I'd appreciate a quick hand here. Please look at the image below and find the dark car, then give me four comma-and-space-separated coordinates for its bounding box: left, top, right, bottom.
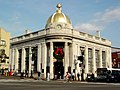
86, 73, 96, 82
96, 68, 108, 82
107, 70, 120, 83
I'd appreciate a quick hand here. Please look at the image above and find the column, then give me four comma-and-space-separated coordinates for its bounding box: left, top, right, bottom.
99, 48, 102, 68
84, 46, 88, 78
9, 48, 12, 70
70, 43, 74, 72
50, 42, 54, 79
42, 42, 47, 78
37, 44, 41, 72
29, 46, 32, 77
92, 47, 96, 75
14, 48, 19, 72
109, 48, 112, 68
77, 44, 80, 73
106, 49, 112, 68
64, 42, 68, 76
21, 47, 26, 73
11, 48, 15, 70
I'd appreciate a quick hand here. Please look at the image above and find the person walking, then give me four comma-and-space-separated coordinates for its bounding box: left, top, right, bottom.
77, 72, 80, 81
47, 72, 50, 81
38, 72, 41, 80
71, 72, 75, 81
65, 72, 71, 82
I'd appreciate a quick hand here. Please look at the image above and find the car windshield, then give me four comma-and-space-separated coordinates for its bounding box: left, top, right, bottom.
97, 68, 108, 75
111, 70, 120, 75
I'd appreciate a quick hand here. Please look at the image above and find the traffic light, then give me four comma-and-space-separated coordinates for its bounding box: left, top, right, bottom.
78, 56, 84, 62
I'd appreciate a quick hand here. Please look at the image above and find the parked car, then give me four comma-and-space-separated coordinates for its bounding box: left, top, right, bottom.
96, 68, 108, 82
106, 70, 120, 83
86, 73, 96, 82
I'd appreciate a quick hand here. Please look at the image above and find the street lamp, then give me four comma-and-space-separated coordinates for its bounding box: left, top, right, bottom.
74, 55, 78, 80
29, 51, 33, 78
80, 47, 85, 81
30, 48, 36, 78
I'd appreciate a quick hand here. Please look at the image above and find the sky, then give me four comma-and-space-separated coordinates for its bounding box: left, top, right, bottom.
0, 0, 120, 47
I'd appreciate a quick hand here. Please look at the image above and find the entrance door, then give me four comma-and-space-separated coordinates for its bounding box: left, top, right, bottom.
54, 61, 64, 79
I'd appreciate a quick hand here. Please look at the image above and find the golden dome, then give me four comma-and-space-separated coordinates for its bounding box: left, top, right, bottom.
45, 4, 72, 28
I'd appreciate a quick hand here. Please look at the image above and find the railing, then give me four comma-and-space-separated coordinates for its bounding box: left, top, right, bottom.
10, 28, 111, 46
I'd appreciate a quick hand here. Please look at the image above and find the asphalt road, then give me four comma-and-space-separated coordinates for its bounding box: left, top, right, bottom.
0, 80, 120, 90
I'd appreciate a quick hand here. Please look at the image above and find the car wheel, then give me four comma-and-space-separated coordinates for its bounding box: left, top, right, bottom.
107, 79, 110, 82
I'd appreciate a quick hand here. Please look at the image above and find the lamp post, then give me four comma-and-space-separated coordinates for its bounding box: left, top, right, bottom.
30, 47, 36, 78
74, 55, 78, 80
29, 51, 34, 78
80, 47, 85, 81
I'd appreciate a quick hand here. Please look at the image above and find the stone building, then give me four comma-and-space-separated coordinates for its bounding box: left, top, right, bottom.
10, 4, 112, 79
0, 28, 10, 73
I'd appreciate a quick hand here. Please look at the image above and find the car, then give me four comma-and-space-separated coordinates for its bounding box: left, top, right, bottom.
106, 70, 120, 83
86, 73, 96, 82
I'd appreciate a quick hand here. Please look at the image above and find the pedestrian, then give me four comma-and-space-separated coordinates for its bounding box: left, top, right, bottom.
65, 72, 71, 82
77, 72, 80, 81
38, 72, 41, 80
26, 70, 29, 77
71, 72, 75, 81
47, 72, 50, 81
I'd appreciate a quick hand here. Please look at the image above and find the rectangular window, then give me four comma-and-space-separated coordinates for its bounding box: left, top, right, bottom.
88, 49, 92, 59
118, 53, 120, 58
102, 51, 106, 68
118, 63, 120, 68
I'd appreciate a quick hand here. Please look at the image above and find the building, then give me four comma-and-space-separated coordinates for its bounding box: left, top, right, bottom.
112, 52, 120, 68
112, 47, 120, 52
0, 28, 10, 74
111, 47, 120, 68
10, 4, 112, 80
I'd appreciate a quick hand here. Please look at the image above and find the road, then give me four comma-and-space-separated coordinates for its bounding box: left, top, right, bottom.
0, 79, 120, 90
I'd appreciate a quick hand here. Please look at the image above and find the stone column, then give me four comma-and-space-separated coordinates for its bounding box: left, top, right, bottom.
37, 44, 41, 72
84, 46, 88, 78
77, 44, 80, 73
106, 49, 111, 68
70, 43, 75, 73
11, 48, 15, 70
21, 47, 26, 73
42, 42, 47, 78
109, 48, 112, 68
64, 42, 68, 76
99, 48, 102, 68
9, 48, 12, 70
50, 42, 54, 79
29, 47, 32, 77
14, 48, 19, 72
92, 47, 96, 76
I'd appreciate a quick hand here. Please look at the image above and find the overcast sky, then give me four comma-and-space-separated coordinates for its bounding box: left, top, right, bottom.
0, 0, 120, 47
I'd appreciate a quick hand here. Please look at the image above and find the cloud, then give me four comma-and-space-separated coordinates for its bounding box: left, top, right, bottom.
74, 23, 102, 33
75, 7, 120, 33
95, 7, 120, 24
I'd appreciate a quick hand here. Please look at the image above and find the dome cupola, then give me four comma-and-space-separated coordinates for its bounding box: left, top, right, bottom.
45, 4, 72, 29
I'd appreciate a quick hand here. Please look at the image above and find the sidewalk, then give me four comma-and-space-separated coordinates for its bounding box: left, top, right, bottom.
0, 75, 88, 83
0, 75, 33, 80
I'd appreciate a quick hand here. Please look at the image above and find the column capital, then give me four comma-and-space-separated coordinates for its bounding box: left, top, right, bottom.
50, 41, 53, 44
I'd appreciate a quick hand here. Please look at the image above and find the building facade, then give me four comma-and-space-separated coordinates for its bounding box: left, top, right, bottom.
10, 4, 112, 79
112, 52, 120, 68
0, 28, 10, 73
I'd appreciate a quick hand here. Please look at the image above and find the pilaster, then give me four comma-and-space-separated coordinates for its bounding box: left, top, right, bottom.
50, 42, 54, 79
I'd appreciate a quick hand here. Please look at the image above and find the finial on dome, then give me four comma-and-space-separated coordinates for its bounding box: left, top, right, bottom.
57, 3, 62, 8
56, 3, 62, 13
